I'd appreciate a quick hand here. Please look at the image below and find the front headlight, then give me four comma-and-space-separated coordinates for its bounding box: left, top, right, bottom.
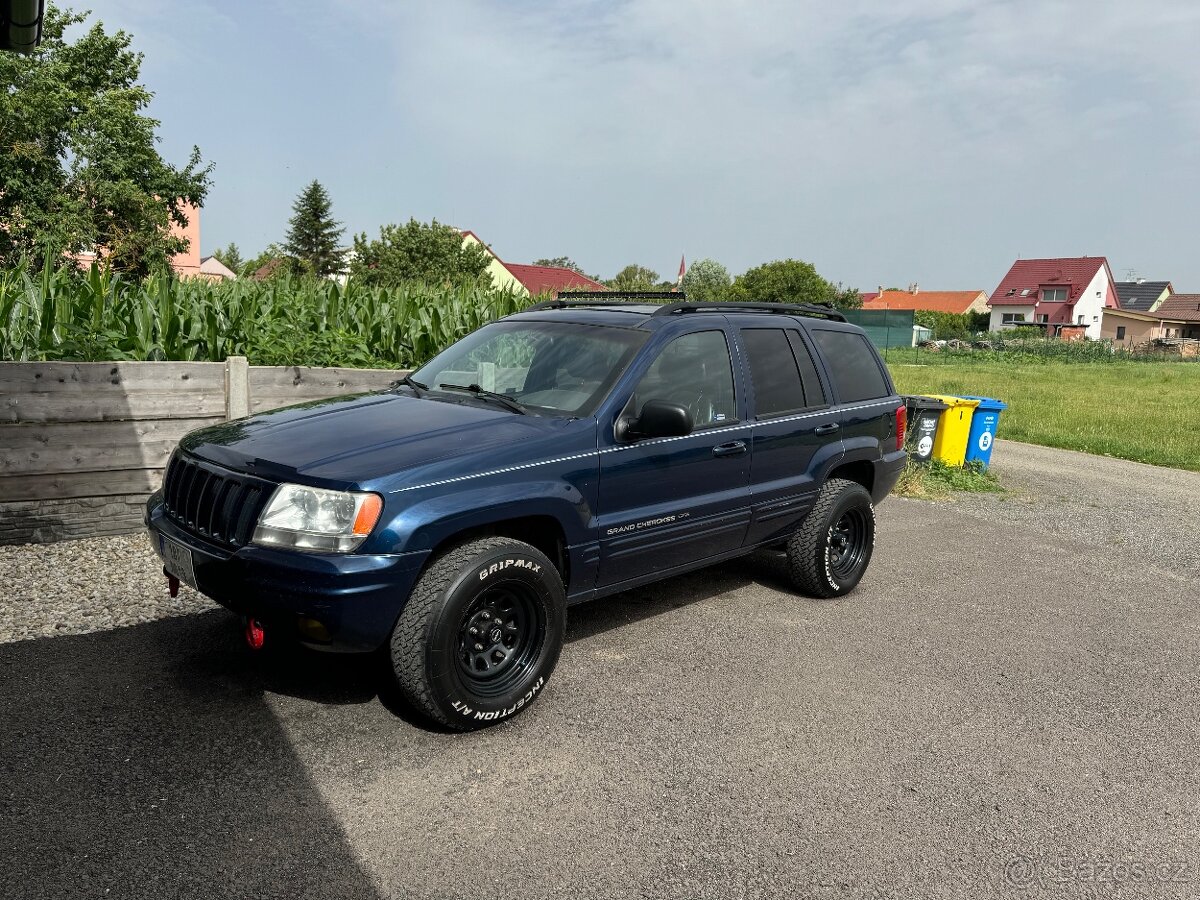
252, 483, 383, 552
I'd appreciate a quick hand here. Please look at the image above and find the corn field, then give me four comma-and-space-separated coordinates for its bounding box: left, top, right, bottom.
0, 260, 538, 367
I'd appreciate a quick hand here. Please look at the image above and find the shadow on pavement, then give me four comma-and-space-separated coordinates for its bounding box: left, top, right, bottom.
0, 548, 803, 897
565, 549, 795, 643
0, 611, 385, 900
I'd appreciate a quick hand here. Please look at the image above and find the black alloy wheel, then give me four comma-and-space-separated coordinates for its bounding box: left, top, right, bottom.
457, 585, 544, 697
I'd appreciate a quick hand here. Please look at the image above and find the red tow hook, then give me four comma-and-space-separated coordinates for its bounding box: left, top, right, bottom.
244, 617, 266, 651
165, 572, 180, 598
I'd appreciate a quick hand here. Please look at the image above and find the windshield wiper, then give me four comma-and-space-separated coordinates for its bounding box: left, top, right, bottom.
392, 374, 428, 396
438, 382, 529, 415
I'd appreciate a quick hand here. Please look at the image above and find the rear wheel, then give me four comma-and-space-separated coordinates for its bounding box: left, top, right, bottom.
786, 478, 876, 598
388, 536, 565, 730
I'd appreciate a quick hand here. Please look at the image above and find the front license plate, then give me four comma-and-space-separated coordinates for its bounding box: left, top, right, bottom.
161, 536, 198, 591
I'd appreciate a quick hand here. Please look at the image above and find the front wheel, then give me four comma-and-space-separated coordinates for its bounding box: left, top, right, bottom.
388, 536, 565, 730
786, 478, 876, 598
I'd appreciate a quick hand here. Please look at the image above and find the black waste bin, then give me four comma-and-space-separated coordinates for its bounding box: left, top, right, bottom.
903, 395, 949, 464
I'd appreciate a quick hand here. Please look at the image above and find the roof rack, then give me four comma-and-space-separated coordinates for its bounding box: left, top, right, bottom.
527, 292, 847, 323
528, 291, 683, 311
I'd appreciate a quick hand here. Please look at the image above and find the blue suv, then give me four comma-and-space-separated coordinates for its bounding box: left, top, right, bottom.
146, 298, 907, 729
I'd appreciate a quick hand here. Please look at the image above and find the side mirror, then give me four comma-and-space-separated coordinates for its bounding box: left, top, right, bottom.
627, 400, 693, 440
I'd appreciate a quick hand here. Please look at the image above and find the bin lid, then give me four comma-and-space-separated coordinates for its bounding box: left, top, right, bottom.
901, 394, 949, 410
925, 394, 980, 409
956, 394, 1008, 411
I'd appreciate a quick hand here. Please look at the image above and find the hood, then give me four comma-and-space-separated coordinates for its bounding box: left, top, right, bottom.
180, 392, 582, 488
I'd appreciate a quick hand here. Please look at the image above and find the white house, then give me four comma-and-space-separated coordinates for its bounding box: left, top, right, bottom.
987, 256, 1119, 340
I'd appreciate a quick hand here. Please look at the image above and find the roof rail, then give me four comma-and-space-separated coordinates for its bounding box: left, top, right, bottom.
652, 301, 847, 322
523, 294, 848, 323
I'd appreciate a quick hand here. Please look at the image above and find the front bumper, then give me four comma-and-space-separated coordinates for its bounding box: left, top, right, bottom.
145, 493, 429, 652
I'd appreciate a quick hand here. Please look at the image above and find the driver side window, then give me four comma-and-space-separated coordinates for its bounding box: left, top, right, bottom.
633, 330, 736, 428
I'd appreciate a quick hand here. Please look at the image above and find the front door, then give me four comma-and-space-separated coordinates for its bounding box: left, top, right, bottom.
596, 329, 752, 587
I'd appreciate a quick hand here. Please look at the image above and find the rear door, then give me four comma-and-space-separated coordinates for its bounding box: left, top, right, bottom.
596, 327, 752, 587
736, 322, 844, 546
809, 327, 899, 453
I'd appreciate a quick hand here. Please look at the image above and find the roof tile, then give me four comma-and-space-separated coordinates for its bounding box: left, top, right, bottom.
989, 257, 1109, 306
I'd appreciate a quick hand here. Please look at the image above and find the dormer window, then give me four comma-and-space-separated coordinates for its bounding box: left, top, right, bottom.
1042, 287, 1068, 303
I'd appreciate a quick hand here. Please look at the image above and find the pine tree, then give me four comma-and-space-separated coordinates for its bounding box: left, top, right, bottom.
283, 180, 346, 276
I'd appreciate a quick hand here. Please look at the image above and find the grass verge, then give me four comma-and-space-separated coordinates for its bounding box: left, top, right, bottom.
894, 460, 1005, 501
888, 359, 1200, 471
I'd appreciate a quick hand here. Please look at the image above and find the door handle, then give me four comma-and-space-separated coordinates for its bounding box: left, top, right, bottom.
712, 440, 747, 457
813, 423, 840, 435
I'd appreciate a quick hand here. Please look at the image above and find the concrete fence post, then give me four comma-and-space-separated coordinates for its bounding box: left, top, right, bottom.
224, 356, 250, 420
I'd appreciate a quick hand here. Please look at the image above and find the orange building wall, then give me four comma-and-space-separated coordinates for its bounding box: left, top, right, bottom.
168, 202, 202, 277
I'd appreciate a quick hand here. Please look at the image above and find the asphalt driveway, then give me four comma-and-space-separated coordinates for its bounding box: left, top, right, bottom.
2, 441, 1198, 899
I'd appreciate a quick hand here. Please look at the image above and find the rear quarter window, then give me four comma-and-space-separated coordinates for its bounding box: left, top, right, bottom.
811, 329, 891, 403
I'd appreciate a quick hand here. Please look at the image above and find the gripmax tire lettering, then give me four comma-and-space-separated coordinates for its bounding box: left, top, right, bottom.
786, 477, 876, 599
388, 536, 565, 730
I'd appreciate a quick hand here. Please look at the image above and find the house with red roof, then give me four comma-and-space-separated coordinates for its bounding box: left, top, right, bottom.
863, 288, 989, 315
459, 230, 605, 297
988, 256, 1119, 339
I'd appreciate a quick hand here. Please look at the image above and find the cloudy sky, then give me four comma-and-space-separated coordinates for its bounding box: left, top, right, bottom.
76, 0, 1200, 291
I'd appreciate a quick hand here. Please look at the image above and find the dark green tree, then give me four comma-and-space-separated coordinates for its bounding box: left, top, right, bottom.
349, 219, 493, 287
607, 264, 659, 291
681, 258, 731, 303
532, 256, 583, 274
283, 180, 346, 276
211, 242, 244, 274
730, 259, 861, 309
0, 5, 212, 275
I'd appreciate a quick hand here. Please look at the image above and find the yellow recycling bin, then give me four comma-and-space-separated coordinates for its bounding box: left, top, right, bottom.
925, 395, 979, 466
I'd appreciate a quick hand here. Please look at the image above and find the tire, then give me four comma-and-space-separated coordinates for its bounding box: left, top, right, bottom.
786, 478, 876, 599
388, 536, 565, 730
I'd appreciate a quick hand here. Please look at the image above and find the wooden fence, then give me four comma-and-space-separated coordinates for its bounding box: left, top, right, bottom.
0, 358, 403, 544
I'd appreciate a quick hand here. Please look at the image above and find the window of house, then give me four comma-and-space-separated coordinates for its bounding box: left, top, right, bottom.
1037, 314, 1049, 323
1042, 287, 1067, 303
1116, 326, 1126, 340
1077, 315, 1085, 325
632, 330, 736, 428
1002, 313, 1027, 325
1093, 315, 1099, 323
811, 330, 890, 403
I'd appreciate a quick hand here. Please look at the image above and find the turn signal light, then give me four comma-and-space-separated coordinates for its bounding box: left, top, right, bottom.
896, 403, 907, 451
353, 494, 383, 536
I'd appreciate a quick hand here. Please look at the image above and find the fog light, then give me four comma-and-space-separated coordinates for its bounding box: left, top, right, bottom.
297, 617, 331, 643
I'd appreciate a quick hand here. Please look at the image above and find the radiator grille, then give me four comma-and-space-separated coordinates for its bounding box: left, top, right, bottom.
162, 454, 272, 548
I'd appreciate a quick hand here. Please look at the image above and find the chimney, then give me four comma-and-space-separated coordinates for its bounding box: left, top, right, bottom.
878, 285, 884, 296
911, 283, 919, 295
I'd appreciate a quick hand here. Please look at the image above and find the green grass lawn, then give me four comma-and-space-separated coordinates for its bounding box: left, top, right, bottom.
888, 359, 1200, 472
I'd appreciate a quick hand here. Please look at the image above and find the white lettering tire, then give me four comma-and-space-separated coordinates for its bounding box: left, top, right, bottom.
388, 536, 565, 730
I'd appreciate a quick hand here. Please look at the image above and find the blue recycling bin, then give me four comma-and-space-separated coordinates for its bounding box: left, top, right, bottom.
959, 395, 1007, 467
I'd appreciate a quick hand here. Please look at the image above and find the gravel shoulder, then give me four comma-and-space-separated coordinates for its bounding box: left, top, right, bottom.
0, 531, 214, 644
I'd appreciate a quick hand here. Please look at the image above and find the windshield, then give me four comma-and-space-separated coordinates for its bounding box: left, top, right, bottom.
410, 320, 648, 417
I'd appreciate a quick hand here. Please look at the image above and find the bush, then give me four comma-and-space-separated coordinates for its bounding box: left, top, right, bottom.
913, 310, 990, 340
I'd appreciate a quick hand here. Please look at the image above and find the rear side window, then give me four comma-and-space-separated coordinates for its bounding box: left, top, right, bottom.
741, 329, 805, 416
811, 329, 890, 403
786, 330, 827, 407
